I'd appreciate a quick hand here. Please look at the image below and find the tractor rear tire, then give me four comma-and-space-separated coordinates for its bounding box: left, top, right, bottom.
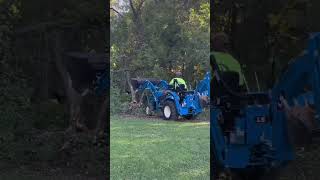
162, 101, 178, 120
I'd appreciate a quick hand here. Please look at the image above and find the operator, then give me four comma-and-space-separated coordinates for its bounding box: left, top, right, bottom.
211, 32, 245, 88
169, 71, 187, 90
211, 32, 246, 137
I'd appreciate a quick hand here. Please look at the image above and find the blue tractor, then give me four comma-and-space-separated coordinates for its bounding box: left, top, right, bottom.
210, 33, 320, 179
132, 72, 210, 120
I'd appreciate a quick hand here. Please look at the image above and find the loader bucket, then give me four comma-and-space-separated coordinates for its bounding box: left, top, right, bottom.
131, 78, 163, 90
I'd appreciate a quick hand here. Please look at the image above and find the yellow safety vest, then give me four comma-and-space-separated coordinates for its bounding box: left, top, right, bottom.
169, 78, 187, 89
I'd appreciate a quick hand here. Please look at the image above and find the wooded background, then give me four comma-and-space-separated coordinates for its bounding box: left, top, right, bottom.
111, 0, 320, 114
0, 0, 107, 178
110, 0, 210, 113
1, 0, 320, 178
213, 0, 320, 91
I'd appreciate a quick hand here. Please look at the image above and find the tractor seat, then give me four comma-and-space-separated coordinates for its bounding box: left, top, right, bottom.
211, 71, 270, 105
173, 84, 196, 96
168, 84, 188, 92
211, 71, 241, 98
178, 91, 195, 100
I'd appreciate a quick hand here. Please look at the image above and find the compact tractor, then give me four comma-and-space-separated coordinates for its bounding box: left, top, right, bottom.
210, 33, 320, 179
132, 72, 210, 120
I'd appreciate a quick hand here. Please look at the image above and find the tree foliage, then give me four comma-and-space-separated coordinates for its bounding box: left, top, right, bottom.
0, 0, 107, 177
213, 0, 320, 89
111, 0, 210, 109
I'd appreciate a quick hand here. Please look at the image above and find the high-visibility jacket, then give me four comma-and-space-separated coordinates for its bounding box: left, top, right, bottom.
169, 78, 187, 89
212, 51, 244, 86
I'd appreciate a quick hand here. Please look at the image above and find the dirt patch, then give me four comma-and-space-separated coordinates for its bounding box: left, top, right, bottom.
276, 143, 320, 180
118, 114, 209, 123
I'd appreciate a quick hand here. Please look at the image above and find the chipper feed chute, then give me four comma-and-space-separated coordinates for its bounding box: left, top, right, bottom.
210, 32, 320, 180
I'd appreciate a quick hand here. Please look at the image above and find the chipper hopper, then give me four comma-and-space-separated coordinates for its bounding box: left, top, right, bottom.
210, 33, 320, 179
131, 72, 210, 120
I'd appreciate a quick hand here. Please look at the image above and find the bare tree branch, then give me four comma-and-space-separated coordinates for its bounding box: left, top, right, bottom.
137, 0, 145, 12
129, 0, 137, 18
110, 7, 123, 17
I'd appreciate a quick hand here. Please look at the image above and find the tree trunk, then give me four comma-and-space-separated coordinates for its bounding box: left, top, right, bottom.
52, 32, 86, 131
126, 71, 136, 102
230, 3, 238, 53
95, 96, 108, 138
39, 32, 49, 100
129, 0, 145, 49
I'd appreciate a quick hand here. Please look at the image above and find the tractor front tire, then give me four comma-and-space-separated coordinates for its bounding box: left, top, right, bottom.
162, 101, 178, 120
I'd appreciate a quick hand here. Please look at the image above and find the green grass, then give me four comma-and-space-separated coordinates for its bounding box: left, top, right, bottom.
110, 115, 210, 180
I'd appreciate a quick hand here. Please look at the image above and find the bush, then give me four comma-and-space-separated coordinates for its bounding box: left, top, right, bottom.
110, 85, 130, 114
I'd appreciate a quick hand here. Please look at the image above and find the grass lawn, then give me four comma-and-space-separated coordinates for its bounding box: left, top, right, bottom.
110, 115, 210, 180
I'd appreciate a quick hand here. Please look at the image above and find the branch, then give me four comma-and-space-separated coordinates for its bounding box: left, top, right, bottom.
110, 7, 123, 17
129, 0, 137, 17
129, 0, 145, 17
137, 0, 145, 12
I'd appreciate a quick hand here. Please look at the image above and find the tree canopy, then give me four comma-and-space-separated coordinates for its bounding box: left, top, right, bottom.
0, 0, 107, 177
213, 0, 320, 90
111, 0, 210, 106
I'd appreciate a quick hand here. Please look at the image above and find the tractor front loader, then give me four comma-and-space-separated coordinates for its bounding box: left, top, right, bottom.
131, 72, 211, 120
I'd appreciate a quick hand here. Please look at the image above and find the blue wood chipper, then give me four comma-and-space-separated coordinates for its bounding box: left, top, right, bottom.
132, 72, 211, 120
210, 33, 320, 179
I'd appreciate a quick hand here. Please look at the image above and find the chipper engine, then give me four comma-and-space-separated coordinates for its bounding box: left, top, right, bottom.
131, 72, 210, 120
210, 33, 320, 179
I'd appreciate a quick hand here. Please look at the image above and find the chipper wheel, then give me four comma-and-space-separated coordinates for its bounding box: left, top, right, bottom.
145, 104, 153, 116
141, 90, 154, 116
162, 101, 178, 120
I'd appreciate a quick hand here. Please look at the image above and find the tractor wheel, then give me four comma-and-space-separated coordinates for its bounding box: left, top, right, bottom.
162, 101, 178, 120
185, 115, 196, 120
145, 105, 153, 116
